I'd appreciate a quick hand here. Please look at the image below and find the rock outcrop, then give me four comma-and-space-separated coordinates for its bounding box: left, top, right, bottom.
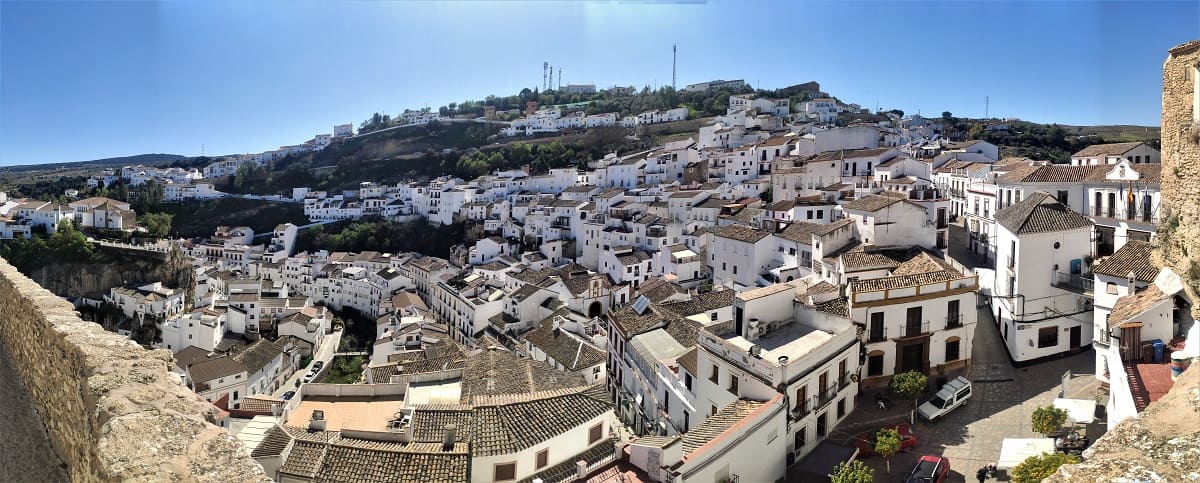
0, 257, 267, 482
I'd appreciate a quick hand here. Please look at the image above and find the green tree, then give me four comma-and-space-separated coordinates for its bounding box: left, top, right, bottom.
874, 427, 902, 473
969, 123, 985, 139
830, 460, 874, 483
139, 212, 173, 238
941, 111, 953, 120
890, 370, 928, 409
1011, 452, 1078, 483
1031, 405, 1069, 435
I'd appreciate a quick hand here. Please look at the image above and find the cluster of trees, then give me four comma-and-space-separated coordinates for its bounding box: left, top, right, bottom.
137, 212, 173, 238
453, 139, 599, 179
0, 220, 107, 274
1, 175, 88, 203
294, 218, 470, 259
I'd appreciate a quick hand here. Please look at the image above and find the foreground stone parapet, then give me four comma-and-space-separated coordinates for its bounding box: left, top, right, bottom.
0, 258, 268, 482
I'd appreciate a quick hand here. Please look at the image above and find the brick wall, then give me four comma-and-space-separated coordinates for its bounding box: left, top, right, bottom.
1157, 40, 1200, 311
0, 258, 268, 482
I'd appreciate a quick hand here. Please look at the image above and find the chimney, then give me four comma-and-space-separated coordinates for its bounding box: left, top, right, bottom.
1127, 271, 1137, 293
576, 460, 588, 479
309, 409, 326, 431
443, 424, 457, 450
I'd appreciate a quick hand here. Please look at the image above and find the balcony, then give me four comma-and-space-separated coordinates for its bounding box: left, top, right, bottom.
896, 321, 931, 339
945, 313, 963, 330
867, 328, 887, 343
791, 398, 813, 419
1053, 272, 1094, 295
816, 386, 839, 407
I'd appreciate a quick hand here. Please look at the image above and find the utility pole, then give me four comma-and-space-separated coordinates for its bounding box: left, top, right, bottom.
558, 69, 561, 90
672, 44, 677, 90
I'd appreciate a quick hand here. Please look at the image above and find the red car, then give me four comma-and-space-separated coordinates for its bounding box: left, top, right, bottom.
853, 424, 918, 456
905, 455, 950, 483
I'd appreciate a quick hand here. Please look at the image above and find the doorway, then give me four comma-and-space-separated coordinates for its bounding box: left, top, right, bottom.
899, 342, 926, 374
588, 301, 603, 318
1070, 326, 1082, 350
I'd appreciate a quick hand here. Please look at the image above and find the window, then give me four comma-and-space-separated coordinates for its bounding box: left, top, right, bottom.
817, 210, 824, 219
733, 266, 738, 275
683, 411, 690, 432
1107, 282, 1118, 295
728, 375, 739, 395
1038, 327, 1059, 348
710, 364, 719, 383
807, 210, 814, 219
711, 404, 718, 416
494, 462, 517, 481
589, 423, 604, 444
684, 372, 693, 390
1057, 190, 1068, 206
945, 338, 960, 361
837, 398, 846, 418
536, 449, 549, 469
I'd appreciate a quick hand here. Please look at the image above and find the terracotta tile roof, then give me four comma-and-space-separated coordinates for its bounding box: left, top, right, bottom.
1073, 142, 1145, 157
250, 424, 293, 458
841, 194, 903, 212
676, 347, 698, 377
460, 348, 587, 402
231, 338, 284, 375
838, 244, 914, 270
659, 289, 736, 318
278, 440, 326, 479
776, 221, 828, 243
1093, 241, 1159, 282
276, 430, 470, 483
1108, 284, 1171, 329
638, 277, 687, 303
681, 399, 767, 455
707, 224, 771, 243
812, 297, 850, 317
522, 311, 606, 370
470, 385, 612, 457
186, 355, 246, 383
995, 191, 1092, 234
999, 164, 1104, 183
518, 438, 616, 483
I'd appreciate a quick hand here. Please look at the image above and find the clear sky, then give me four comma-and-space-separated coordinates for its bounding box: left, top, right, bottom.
2, 1, 1197, 166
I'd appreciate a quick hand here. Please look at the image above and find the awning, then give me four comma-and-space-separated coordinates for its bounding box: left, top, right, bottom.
1053, 398, 1097, 425
997, 438, 1056, 469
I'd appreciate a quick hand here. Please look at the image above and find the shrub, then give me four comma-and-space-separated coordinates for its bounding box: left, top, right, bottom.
1031, 405, 1069, 435
1012, 452, 1078, 483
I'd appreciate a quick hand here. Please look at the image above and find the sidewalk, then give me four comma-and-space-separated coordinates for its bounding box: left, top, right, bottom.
272, 329, 342, 397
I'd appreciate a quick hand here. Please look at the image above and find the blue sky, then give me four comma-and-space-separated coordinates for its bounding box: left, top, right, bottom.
2, 1, 1197, 166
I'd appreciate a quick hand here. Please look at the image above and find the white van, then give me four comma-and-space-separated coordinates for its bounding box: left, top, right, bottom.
918, 376, 972, 421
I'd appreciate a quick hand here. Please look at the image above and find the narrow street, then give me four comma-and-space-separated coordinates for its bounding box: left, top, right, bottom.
272, 329, 342, 397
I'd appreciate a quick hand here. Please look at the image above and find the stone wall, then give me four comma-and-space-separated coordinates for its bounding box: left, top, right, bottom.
1156, 39, 1200, 311
0, 257, 268, 482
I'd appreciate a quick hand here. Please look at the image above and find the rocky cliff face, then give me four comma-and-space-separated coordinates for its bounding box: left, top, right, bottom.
23, 245, 193, 300
1155, 40, 1200, 313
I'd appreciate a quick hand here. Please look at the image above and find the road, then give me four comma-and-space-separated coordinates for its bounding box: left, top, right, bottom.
273, 328, 343, 397
831, 302, 1101, 482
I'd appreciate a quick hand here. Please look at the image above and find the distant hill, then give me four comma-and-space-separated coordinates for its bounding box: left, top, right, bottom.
0, 153, 194, 173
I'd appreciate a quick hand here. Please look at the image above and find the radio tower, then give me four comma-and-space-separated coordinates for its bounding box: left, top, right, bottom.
549, 65, 553, 90
543, 62, 548, 90
558, 69, 562, 90
672, 44, 677, 90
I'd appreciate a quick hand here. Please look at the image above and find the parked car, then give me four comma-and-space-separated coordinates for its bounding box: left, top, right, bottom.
312, 360, 325, 371
918, 376, 972, 421
302, 371, 318, 384
905, 455, 950, 483
853, 424, 918, 456
281, 390, 296, 400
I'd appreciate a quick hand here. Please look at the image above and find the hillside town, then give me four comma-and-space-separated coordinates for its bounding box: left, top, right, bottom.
1, 70, 1197, 483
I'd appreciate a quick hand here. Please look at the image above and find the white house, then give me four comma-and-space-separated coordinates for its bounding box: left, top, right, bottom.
706, 224, 774, 289
993, 192, 1095, 362
1070, 142, 1160, 166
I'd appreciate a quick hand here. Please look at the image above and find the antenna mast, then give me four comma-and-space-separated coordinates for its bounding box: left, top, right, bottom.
543, 62, 548, 90
672, 44, 677, 90
985, 96, 990, 119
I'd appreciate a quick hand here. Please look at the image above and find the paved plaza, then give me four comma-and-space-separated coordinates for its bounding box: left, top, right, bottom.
828, 301, 1103, 482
